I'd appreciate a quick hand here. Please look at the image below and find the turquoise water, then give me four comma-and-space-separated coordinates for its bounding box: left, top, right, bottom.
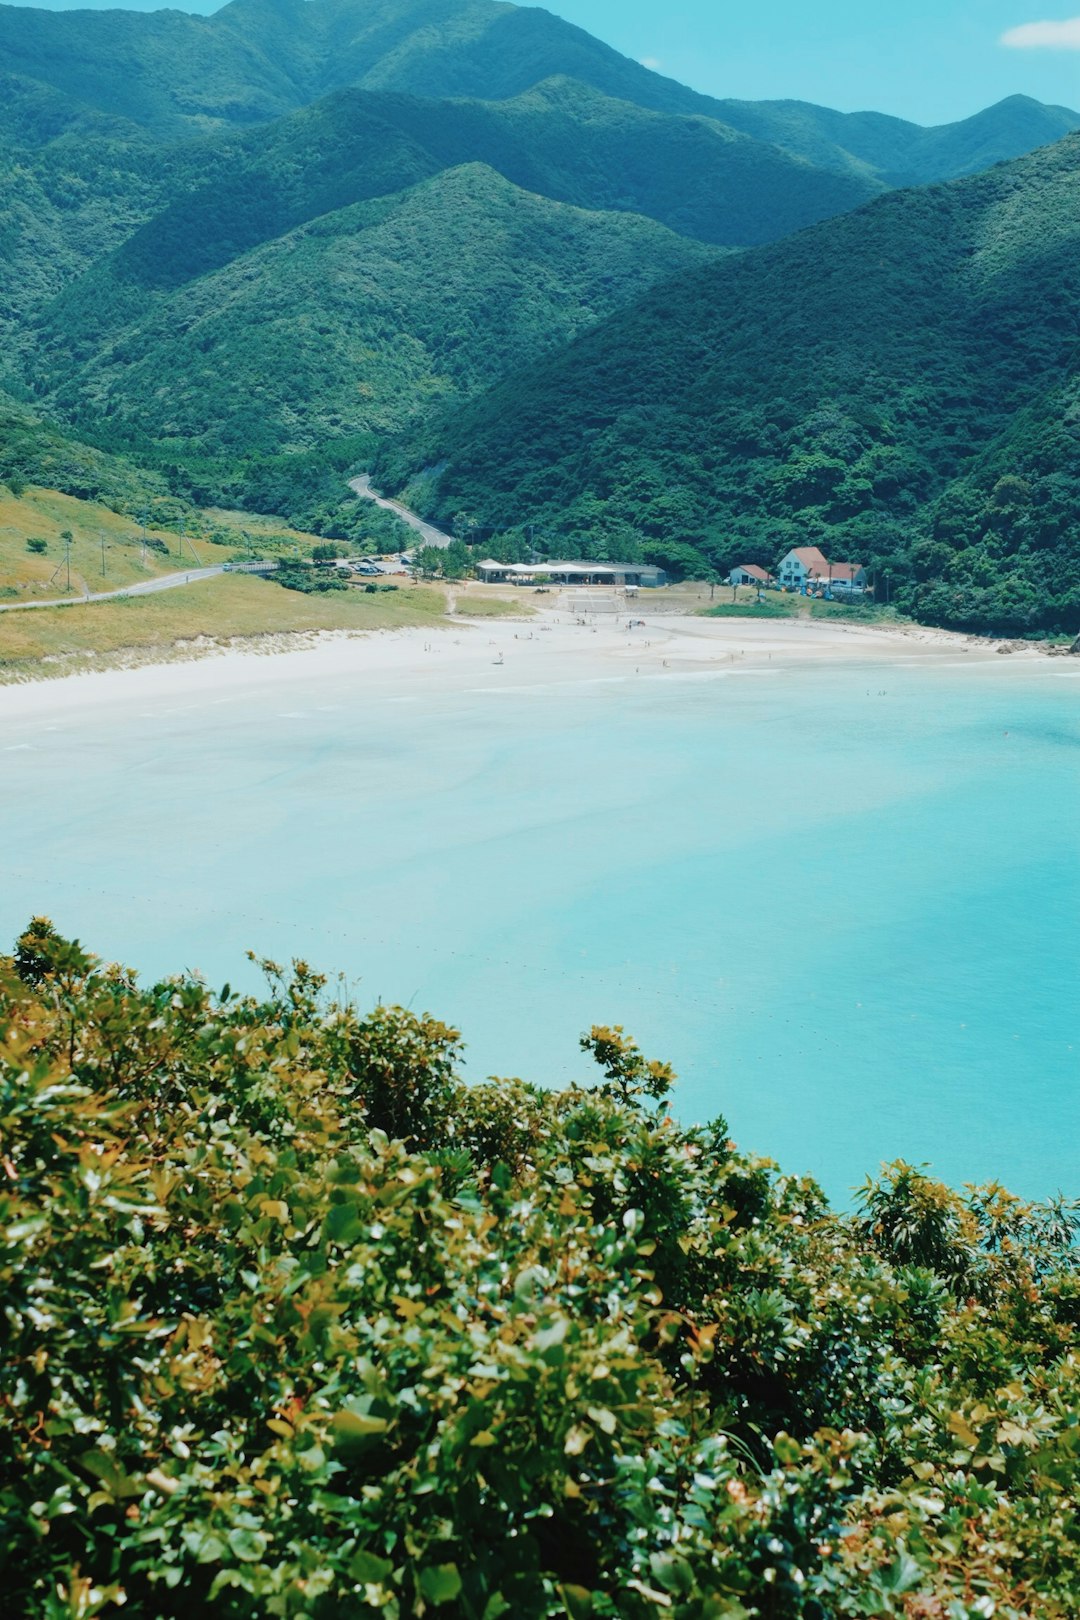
2, 655, 1077, 1202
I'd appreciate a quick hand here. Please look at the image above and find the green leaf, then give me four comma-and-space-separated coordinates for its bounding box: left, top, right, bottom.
227, 1526, 268, 1563
332, 1410, 389, 1451
325, 1202, 366, 1244
419, 1563, 463, 1604
349, 1549, 394, 1583
587, 1406, 617, 1435
535, 1316, 569, 1352
878, 1545, 926, 1596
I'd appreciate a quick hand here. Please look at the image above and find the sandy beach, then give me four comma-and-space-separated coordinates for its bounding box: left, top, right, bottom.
0, 605, 1052, 724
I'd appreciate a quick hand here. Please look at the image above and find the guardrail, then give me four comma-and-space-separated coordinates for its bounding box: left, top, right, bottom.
222, 560, 280, 574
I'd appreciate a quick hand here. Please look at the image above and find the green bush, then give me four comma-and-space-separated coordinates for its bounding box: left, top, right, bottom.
272, 561, 348, 595
1, 923, 1077, 1619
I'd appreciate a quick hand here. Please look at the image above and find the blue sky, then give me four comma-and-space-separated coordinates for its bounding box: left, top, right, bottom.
555, 0, 1080, 123
11, 0, 1080, 125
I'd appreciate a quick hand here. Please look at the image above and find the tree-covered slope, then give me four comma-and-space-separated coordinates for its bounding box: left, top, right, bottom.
0, 74, 874, 359
375, 137, 1080, 633
28, 164, 713, 468
0, 389, 179, 521
322, 79, 880, 247
3, 919, 1078, 1618
0, 0, 306, 138
0, 92, 441, 346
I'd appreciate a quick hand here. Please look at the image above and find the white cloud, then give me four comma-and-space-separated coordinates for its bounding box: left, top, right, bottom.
1001, 17, 1080, 49
639, 57, 663, 71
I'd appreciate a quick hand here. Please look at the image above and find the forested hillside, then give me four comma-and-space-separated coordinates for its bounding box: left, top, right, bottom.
0, 390, 178, 520
24, 163, 710, 511
3, 919, 1078, 1617
376, 136, 1080, 633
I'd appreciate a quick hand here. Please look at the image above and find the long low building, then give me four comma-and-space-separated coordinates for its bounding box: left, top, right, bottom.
476, 560, 667, 587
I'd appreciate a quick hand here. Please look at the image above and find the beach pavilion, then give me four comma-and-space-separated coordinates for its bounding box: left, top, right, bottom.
476, 560, 667, 587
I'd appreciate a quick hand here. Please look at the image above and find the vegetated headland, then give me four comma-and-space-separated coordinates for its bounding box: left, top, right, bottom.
3, 918, 1078, 1618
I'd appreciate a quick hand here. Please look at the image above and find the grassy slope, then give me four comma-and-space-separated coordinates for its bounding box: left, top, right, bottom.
376, 137, 1080, 634
0, 572, 447, 679
0, 485, 232, 599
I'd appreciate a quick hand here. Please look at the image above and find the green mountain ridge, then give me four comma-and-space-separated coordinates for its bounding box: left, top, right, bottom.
0, 72, 875, 360
1, 0, 1075, 191
707, 92, 1080, 186
374, 136, 1080, 633
307, 79, 882, 246
25, 162, 712, 496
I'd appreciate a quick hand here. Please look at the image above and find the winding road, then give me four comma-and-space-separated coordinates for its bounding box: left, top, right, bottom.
349, 475, 455, 550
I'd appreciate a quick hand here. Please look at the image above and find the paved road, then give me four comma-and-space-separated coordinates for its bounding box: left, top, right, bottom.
0, 565, 225, 614
349, 474, 455, 551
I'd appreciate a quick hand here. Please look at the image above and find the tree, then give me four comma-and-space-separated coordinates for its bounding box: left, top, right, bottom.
414, 545, 444, 578
442, 540, 472, 580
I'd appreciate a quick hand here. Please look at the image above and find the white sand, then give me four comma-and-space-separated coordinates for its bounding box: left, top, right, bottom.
0, 607, 1047, 723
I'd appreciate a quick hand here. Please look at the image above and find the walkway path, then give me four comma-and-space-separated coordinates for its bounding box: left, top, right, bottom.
349, 474, 455, 551
0, 565, 225, 614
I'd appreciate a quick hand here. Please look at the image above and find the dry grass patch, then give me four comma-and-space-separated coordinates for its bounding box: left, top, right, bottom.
452, 593, 534, 618
0, 575, 447, 680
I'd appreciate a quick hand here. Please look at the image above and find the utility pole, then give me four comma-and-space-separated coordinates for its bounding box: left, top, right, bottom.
65, 535, 71, 593
100, 532, 107, 578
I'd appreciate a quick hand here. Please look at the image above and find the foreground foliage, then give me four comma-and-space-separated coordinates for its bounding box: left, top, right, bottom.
1, 921, 1077, 1618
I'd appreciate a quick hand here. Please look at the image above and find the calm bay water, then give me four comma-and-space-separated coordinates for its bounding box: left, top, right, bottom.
2, 653, 1077, 1202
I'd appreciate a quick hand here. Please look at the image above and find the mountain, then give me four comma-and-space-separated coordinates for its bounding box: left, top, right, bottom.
5, 0, 1080, 606
374, 136, 1080, 634
0, 74, 877, 361
309, 79, 880, 246
26, 162, 712, 470
1, 0, 1075, 191
705, 94, 1080, 186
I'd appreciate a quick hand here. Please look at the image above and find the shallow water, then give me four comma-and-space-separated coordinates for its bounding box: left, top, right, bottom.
2, 654, 1077, 1202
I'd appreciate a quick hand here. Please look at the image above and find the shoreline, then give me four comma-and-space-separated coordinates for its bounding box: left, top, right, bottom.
0, 607, 1065, 723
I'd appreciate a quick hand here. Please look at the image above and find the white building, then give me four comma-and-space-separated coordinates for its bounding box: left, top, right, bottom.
476, 560, 667, 587
776, 547, 867, 593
